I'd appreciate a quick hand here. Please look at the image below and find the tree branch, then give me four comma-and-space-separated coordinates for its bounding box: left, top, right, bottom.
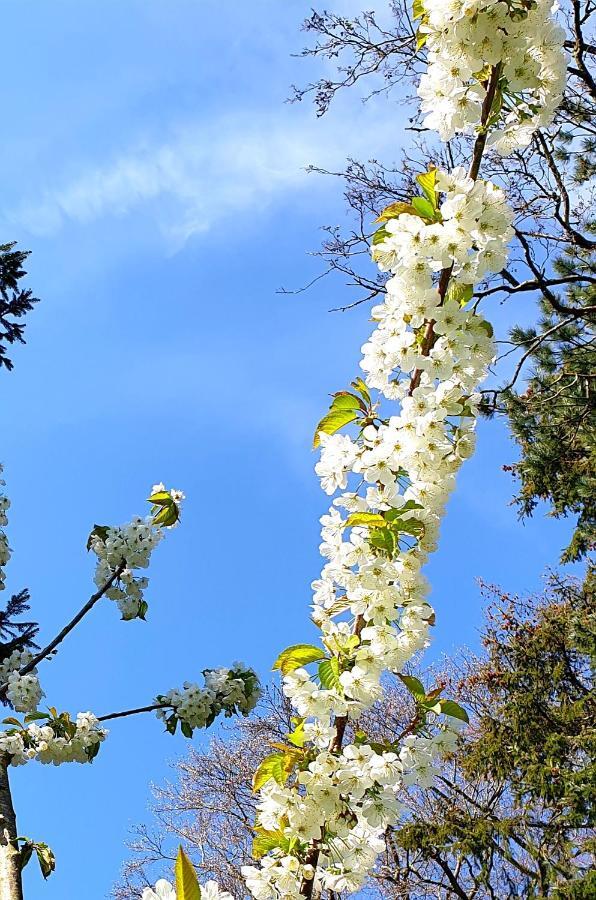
0, 560, 126, 697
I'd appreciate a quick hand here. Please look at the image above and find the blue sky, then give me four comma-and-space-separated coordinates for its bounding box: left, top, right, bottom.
0, 1, 578, 897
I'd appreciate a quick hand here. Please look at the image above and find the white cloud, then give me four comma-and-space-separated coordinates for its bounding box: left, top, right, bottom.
3, 103, 395, 249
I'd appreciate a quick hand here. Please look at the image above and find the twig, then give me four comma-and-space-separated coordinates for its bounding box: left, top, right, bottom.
98, 702, 168, 723
0, 561, 127, 696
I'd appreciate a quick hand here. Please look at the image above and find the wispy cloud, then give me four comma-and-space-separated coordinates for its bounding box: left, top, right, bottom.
3, 104, 395, 248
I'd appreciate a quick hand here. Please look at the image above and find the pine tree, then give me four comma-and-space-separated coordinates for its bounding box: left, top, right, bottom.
0, 242, 39, 372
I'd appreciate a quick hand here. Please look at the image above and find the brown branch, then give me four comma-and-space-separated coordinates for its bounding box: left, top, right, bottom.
98, 702, 168, 723
0, 560, 126, 698
408, 64, 503, 395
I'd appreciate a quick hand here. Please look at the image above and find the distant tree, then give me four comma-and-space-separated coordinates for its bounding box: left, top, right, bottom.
0, 243, 39, 372
389, 573, 595, 898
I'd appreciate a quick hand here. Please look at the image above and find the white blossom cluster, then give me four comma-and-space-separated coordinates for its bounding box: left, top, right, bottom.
142, 877, 233, 900
90, 484, 184, 620
0, 649, 44, 713
244, 723, 463, 898
0, 466, 10, 591
363, 168, 513, 400
418, 0, 566, 151
0, 711, 107, 766
157, 664, 261, 733
241, 165, 510, 900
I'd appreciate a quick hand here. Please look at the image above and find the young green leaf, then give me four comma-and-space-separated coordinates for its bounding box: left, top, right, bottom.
478, 320, 494, 338
411, 196, 437, 220
344, 512, 387, 529
375, 201, 417, 222
175, 846, 201, 900
313, 408, 359, 449
252, 752, 290, 792
412, 0, 425, 18
318, 657, 341, 691
287, 719, 306, 748
331, 391, 365, 412
152, 502, 179, 528
35, 843, 55, 880
399, 674, 427, 701
371, 225, 389, 245
252, 828, 290, 860
272, 643, 326, 675
351, 377, 371, 407
439, 699, 470, 723
368, 526, 397, 556
86, 524, 110, 551
416, 169, 438, 208
146, 491, 173, 505
446, 281, 474, 307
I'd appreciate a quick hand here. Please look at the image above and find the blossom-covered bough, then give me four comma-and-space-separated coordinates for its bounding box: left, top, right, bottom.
233, 3, 566, 900
0, 476, 259, 897
144, 0, 566, 896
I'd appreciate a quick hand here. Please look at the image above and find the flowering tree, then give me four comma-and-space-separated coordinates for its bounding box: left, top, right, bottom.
0, 475, 260, 899
2, 0, 571, 897
134, 2, 568, 900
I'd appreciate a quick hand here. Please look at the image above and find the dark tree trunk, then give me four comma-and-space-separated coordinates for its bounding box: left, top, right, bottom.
0, 756, 22, 900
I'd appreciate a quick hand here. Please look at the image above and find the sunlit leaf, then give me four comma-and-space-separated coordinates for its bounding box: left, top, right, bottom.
344, 512, 387, 529
318, 657, 341, 691
175, 846, 201, 900
313, 408, 359, 449
439, 699, 469, 723
399, 674, 427, 701
272, 644, 326, 675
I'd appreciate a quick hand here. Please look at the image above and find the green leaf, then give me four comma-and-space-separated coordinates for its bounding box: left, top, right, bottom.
399, 674, 427, 701
180, 720, 194, 739
351, 377, 371, 407
331, 391, 365, 412
416, 169, 438, 208
252, 828, 290, 859
375, 201, 416, 222
252, 750, 301, 792
411, 196, 437, 220
446, 282, 474, 307
272, 643, 326, 675
175, 846, 201, 900
318, 657, 341, 690
313, 408, 359, 449
2, 717, 22, 727
368, 526, 397, 556
412, 0, 425, 18
252, 752, 287, 792
23, 712, 50, 723
86, 524, 110, 551
345, 512, 387, 529
478, 320, 494, 338
439, 699, 469, 723
146, 491, 173, 505
384, 501, 423, 522
287, 719, 306, 748
152, 502, 179, 527
35, 843, 55, 880
416, 29, 427, 50
393, 518, 425, 538
371, 225, 389, 245
19, 843, 34, 872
